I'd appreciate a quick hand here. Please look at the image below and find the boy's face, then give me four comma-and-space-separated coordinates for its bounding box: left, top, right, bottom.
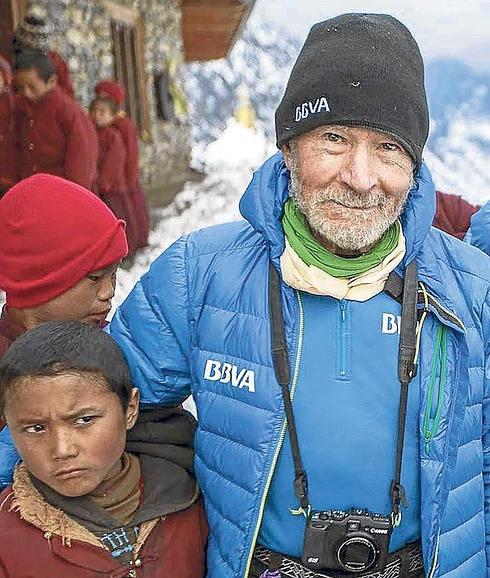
91, 100, 115, 128
4, 373, 139, 497
15, 68, 56, 101
20, 262, 120, 330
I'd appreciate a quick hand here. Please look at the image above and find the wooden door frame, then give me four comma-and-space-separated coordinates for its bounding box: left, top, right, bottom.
0, 0, 27, 61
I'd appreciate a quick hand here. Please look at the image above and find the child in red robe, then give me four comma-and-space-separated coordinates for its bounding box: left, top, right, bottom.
14, 15, 75, 99
95, 80, 150, 248
90, 96, 138, 254
0, 57, 17, 196
14, 51, 97, 189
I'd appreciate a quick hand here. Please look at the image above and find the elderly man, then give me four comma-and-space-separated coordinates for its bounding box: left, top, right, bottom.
110, 14, 490, 578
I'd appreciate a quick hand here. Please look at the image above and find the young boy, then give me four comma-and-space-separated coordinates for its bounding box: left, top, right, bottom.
95, 80, 150, 248
90, 96, 138, 253
0, 321, 207, 577
0, 56, 17, 196
15, 51, 97, 188
0, 173, 128, 356
0, 173, 128, 486
14, 14, 75, 99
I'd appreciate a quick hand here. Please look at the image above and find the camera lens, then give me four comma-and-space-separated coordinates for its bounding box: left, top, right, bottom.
336, 537, 378, 573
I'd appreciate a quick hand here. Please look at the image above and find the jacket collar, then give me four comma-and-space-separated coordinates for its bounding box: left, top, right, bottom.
237, 153, 468, 324
6, 464, 160, 572
9, 464, 103, 549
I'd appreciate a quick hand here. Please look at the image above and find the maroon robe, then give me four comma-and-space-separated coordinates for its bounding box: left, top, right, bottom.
48, 51, 75, 99
0, 493, 208, 578
95, 125, 137, 253
0, 91, 17, 192
16, 86, 98, 189
433, 190, 480, 240
114, 115, 150, 248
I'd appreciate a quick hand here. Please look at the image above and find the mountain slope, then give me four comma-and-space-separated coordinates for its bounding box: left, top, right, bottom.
185, 21, 490, 204
185, 19, 301, 144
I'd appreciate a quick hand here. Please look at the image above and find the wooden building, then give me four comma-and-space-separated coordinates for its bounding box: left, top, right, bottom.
0, 0, 255, 191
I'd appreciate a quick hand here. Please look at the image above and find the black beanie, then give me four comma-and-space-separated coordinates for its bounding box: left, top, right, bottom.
275, 13, 429, 166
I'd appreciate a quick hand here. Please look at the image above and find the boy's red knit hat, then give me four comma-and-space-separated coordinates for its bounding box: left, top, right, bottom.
0, 174, 128, 308
95, 80, 125, 106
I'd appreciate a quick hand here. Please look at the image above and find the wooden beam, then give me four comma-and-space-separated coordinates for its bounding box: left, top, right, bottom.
182, 1, 255, 62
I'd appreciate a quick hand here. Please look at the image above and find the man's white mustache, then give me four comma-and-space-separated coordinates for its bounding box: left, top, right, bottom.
310, 188, 386, 209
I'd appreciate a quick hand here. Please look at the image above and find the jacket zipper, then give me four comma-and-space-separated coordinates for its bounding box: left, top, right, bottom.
243, 290, 305, 578
241, 289, 455, 578
338, 299, 348, 379
422, 324, 447, 451
428, 534, 440, 578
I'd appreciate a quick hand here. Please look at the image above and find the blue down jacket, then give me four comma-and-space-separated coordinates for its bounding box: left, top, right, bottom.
110, 153, 490, 578
466, 201, 490, 255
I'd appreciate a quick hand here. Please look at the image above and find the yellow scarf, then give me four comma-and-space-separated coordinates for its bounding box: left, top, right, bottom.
280, 231, 406, 301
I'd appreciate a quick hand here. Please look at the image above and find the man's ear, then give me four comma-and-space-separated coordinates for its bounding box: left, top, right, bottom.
125, 387, 140, 430
282, 143, 292, 171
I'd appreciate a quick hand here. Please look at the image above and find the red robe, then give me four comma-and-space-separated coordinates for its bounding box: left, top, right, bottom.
16, 86, 98, 189
0, 487, 207, 578
433, 190, 480, 240
0, 91, 17, 192
95, 125, 137, 253
48, 51, 75, 99
114, 115, 150, 248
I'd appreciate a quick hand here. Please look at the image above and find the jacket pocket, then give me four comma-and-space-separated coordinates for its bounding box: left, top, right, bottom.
423, 324, 448, 451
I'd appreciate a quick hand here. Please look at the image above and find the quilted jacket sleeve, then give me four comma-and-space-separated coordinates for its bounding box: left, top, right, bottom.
466, 201, 490, 256
483, 288, 490, 576
109, 235, 193, 406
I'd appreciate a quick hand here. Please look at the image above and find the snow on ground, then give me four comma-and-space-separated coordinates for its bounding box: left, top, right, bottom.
113, 120, 275, 310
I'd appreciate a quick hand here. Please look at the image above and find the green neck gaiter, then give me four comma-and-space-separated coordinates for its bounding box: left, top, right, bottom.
282, 199, 400, 278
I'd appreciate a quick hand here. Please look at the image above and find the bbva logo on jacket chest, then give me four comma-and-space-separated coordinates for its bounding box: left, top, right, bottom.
204, 359, 255, 392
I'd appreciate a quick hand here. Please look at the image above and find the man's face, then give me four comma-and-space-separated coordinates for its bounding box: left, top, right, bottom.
15, 68, 56, 102
22, 262, 119, 330
284, 125, 414, 255
5, 373, 139, 497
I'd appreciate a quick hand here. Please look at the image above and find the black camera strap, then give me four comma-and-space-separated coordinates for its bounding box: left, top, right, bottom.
268, 260, 418, 521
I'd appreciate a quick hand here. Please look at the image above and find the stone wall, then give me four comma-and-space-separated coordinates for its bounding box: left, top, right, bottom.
26, 0, 191, 188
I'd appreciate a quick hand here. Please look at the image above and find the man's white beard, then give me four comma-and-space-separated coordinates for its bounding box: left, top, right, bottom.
290, 169, 412, 253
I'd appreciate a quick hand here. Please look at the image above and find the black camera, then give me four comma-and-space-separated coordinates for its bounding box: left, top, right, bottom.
302, 508, 393, 574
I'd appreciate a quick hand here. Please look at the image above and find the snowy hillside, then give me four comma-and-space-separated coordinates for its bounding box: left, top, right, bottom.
114, 121, 275, 309
186, 21, 490, 204
425, 60, 490, 204
185, 18, 301, 145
